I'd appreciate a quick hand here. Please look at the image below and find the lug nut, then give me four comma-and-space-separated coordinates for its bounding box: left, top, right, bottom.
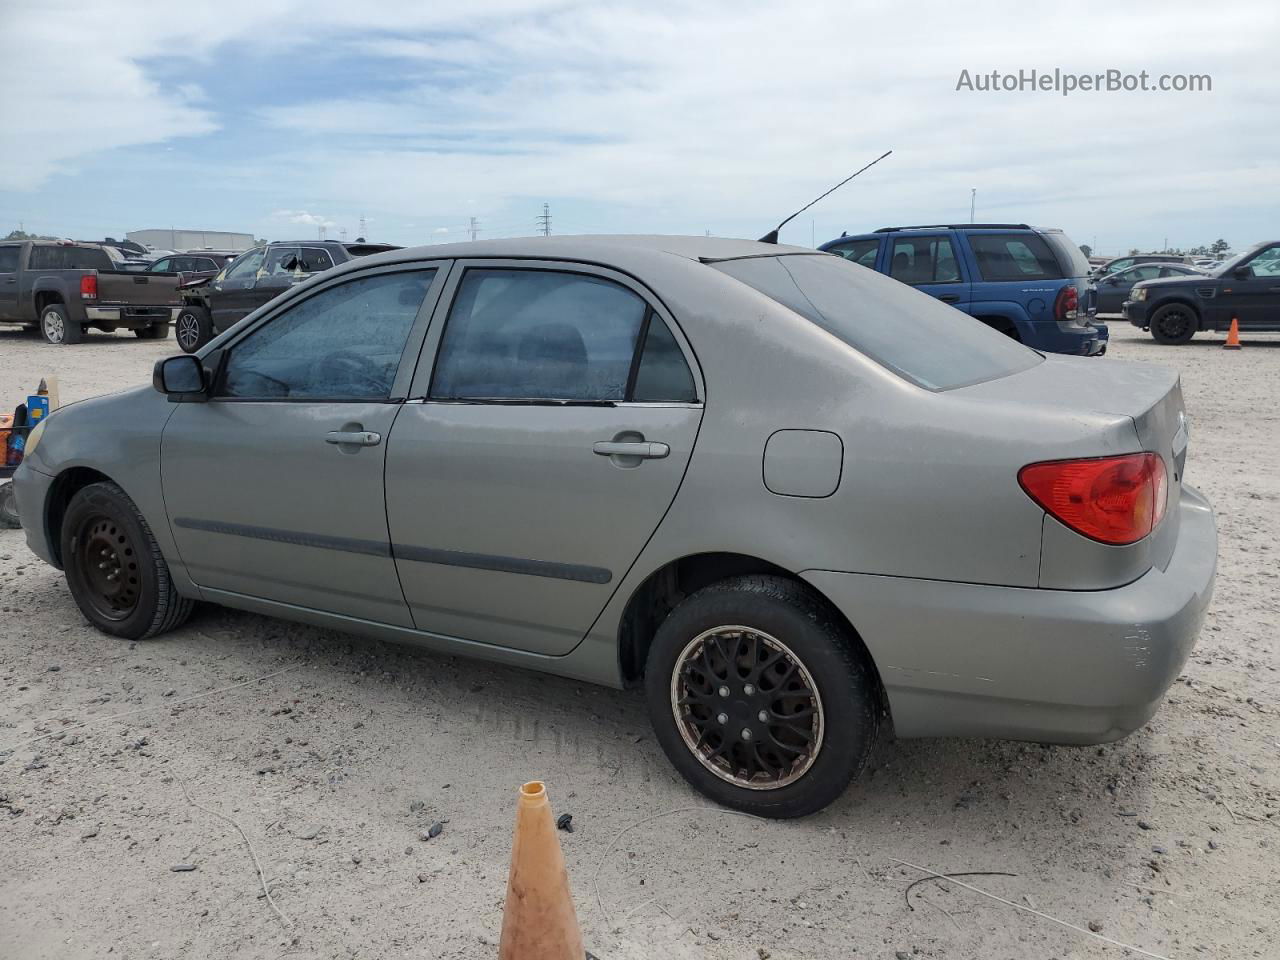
718, 685, 730, 697
744, 683, 756, 695
758, 710, 768, 722
717, 712, 728, 725
740, 728, 753, 741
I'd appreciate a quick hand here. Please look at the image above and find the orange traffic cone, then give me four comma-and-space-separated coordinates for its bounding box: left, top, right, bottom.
1224, 316, 1242, 349
498, 781, 585, 960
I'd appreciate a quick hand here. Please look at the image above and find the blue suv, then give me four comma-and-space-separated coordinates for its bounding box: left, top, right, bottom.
820, 224, 1107, 356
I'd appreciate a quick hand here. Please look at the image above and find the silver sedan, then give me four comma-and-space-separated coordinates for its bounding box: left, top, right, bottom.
14, 236, 1217, 817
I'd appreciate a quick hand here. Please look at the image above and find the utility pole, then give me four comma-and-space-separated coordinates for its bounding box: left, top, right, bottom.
970, 189, 976, 222
340, 227, 348, 242
469, 216, 480, 242
318, 225, 326, 241
536, 203, 551, 237
358, 214, 367, 239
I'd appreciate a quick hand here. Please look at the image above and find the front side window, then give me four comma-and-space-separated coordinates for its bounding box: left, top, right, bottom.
827, 239, 879, 268
970, 234, 1063, 281
431, 269, 649, 401
149, 257, 173, 272
1247, 244, 1280, 277
889, 237, 960, 284
218, 269, 436, 400
263, 246, 302, 277
0, 246, 21, 272
223, 248, 265, 281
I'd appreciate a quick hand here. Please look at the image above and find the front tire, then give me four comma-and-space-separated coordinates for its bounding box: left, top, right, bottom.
1149, 303, 1198, 345
40, 303, 82, 345
644, 575, 880, 818
0, 482, 19, 529
61, 481, 194, 639
175, 307, 212, 353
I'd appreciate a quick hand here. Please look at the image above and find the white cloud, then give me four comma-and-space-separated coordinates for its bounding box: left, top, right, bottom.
272, 209, 337, 228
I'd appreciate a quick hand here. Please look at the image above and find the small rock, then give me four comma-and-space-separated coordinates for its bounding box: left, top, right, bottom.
351, 854, 363, 865
294, 827, 321, 841
163, 689, 176, 697
409, 799, 425, 813
1153, 846, 1167, 855
1208, 839, 1219, 850
405, 846, 414, 856
417, 872, 429, 883
1137, 819, 1153, 830
1088, 920, 1104, 933
757, 950, 771, 960
556, 813, 574, 833
81, 826, 100, 840
47, 665, 61, 672
427, 821, 443, 839
897, 952, 911, 960
170, 864, 198, 872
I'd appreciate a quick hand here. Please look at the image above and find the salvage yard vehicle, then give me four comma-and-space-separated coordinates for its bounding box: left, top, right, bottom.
1125, 240, 1280, 343
0, 240, 183, 344
821, 224, 1108, 356
174, 238, 399, 353
14, 235, 1217, 818
1096, 262, 1204, 316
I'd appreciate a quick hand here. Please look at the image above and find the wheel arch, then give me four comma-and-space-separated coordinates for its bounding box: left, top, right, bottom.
44, 466, 117, 567
616, 551, 888, 711
972, 313, 1023, 341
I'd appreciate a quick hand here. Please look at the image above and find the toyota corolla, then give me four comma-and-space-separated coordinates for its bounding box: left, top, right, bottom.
14, 235, 1217, 817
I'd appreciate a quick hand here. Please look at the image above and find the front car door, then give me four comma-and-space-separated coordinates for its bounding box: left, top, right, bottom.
1098, 264, 1161, 314
887, 234, 971, 310
385, 261, 704, 655
1219, 243, 1280, 327
162, 263, 446, 625
208, 246, 265, 333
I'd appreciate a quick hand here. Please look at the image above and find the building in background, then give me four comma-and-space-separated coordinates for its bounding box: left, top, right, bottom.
126, 228, 254, 252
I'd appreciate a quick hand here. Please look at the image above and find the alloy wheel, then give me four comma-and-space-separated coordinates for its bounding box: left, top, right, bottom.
42, 308, 65, 344
176, 312, 201, 351
670, 625, 824, 790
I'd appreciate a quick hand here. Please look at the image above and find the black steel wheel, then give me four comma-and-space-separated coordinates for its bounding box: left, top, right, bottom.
1150, 303, 1198, 345
61, 481, 194, 639
645, 575, 880, 818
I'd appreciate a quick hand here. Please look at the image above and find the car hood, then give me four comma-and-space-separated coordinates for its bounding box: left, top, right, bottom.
1131, 274, 1212, 291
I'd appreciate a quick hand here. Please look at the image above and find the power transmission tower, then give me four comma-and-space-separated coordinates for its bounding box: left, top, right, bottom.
469, 217, 480, 242
536, 203, 551, 236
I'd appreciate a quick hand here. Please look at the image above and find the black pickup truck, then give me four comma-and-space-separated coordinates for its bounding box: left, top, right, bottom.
174, 239, 398, 352
0, 240, 183, 344
1125, 240, 1280, 343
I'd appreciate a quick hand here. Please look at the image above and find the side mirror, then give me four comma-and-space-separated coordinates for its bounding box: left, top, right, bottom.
1233, 266, 1251, 280
153, 355, 207, 401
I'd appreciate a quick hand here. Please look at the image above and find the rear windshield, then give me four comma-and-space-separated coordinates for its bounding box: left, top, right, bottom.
968, 233, 1064, 281
711, 254, 1041, 391
1041, 231, 1093, 279
28, 245, 114, 271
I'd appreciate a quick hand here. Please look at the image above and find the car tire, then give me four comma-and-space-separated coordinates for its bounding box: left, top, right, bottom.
1149, 303, 1198, 345
644, 574, 880, 818
0, 482, 20, 529
175, 307, 212, 354
135, 322, 170, 340
40, 303, 82, 345
60, 481, 194, 640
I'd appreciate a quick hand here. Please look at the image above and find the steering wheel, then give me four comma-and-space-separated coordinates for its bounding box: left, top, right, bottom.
310, 350, 386, 394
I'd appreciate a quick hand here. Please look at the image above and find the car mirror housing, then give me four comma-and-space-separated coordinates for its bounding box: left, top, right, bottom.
1233, 266, 1251, 280
153, 355, 208, 401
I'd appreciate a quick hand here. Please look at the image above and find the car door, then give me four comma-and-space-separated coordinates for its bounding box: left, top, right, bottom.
162, 264, 446, 625
0, 244, 19, 319
1098, 264, 1159, 314
250, 245, 304, 314
1219, 243, 1280, 326
384, 261, 704, 655
887, 234, 971, 310
209, 246, 266, 332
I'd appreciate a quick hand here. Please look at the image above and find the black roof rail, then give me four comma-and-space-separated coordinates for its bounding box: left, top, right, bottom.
873, 223, 1032, 233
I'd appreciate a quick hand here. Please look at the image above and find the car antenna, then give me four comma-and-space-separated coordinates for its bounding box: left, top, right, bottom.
758, 149, 892, 244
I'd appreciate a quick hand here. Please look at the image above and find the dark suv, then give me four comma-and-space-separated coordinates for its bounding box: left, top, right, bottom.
175, 239, 398, 352
1124, 240, 1280, 343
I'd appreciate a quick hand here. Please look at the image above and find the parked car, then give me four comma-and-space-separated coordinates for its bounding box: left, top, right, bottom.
1096, 262, 1204, 315
174, 239, 398, 352
14, 235, 1216, 817
820, 224, 1107, 355
147, 251, 236, 285
0, 240, 183, 344
1093, 253, 1193, 276
1125, 240, 1280, 343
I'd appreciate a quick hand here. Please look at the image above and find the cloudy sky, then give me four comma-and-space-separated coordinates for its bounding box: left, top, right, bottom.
0, 0, 1276, 255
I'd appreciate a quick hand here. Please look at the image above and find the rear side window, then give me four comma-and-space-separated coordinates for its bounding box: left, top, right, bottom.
0, 246, 18, 272
431, 269, 648, 401
632, 316, 697, 402
969, 234, 1064, 281
298, 247, 335, 273
712, 254, 1040, 391
888, 237, 961, 283
27, 245, 114, 271
826, 238, 879, 268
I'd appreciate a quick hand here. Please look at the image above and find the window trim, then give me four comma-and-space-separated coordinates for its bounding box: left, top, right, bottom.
410, 258, 703, 407
206, 262, 452, 404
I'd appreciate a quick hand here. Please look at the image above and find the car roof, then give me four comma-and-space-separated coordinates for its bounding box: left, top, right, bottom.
350, 234, 814, 266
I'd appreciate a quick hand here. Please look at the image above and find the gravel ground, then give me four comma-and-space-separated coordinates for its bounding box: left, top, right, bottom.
1, 321, 1277, 960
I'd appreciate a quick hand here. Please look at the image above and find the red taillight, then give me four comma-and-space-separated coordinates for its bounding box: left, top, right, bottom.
1019, 453, 1168, 545
1054, 283, 1078, 321
80, 274, 98, 300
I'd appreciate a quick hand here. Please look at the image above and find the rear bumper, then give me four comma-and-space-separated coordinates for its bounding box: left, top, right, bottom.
803, 484, 1216, 744
85, 306, 180, 326
1031, 321, 1107, 356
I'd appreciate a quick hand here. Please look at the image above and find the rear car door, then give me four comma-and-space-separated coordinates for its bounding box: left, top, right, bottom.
0, 244, 19, 319
162, 264, 446, 624
886, 234, 971, 310
209, 246, 265, 332
824, 237, 881, 270
385, 261, 704, 655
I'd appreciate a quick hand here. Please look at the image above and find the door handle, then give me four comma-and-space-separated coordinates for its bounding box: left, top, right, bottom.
937, 294, 960, 303
592, 440, 669, 459
326, 430, 381, 447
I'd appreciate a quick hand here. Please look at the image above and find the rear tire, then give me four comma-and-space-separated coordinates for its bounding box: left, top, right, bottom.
644, 575, 880, 818
60, 481, 194, 639
135, 322, 170, 340
1149, 303, 1198, 345
40, 303, 82, 345
175, 307, 212, 353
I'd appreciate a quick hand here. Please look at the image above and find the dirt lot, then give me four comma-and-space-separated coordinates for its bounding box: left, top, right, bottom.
1, 322, 1277, 960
